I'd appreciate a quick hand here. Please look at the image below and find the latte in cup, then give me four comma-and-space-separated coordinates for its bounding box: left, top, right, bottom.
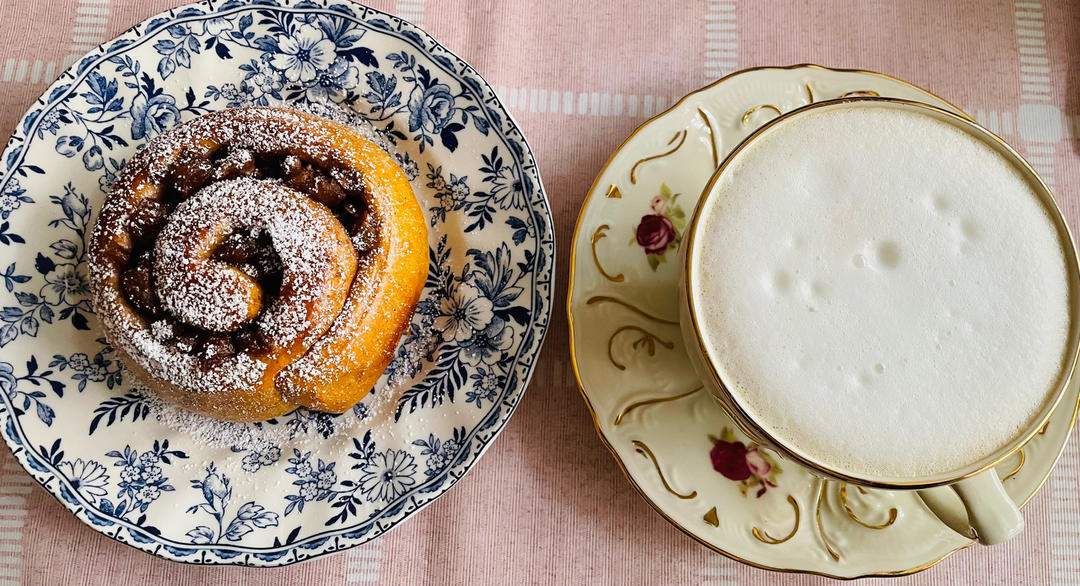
687, 101, 1074, 481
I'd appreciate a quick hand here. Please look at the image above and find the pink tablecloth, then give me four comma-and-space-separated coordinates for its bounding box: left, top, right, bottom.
1, 0, 1079, 584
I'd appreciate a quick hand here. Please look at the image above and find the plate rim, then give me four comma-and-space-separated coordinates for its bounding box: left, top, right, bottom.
0, 0, 555, 567
565, 63, 1079, 580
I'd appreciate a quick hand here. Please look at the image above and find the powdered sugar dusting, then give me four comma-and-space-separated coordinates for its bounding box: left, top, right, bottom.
158, 177, 356, 345
132, 327, 267, 394
144, 354, 410, 451
299, 102, 401, 157
147, 393, 353, 451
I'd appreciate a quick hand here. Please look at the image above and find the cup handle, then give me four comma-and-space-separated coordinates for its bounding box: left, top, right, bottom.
916, 471, 1024, 545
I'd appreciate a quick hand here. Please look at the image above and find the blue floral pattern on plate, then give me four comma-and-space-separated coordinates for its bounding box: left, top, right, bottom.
0, 0, 552, 566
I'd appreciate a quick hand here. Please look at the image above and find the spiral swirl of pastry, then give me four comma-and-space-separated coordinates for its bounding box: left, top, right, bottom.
153, 179, 357, 335
88, 107, 428, 422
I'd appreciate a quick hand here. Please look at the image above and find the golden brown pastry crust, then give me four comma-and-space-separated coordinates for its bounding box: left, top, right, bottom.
88, 106, 428, 422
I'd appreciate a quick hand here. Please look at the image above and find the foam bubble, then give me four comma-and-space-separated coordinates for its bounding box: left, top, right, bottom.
692, 103, 1072, 480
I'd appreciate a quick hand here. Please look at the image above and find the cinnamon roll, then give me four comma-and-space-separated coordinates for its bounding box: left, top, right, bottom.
88, 106, 428, 422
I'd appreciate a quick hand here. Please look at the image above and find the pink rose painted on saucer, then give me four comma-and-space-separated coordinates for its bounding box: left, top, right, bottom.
631, 184, 686, 270
709, 428, 782, 498
635, 214, 676, 255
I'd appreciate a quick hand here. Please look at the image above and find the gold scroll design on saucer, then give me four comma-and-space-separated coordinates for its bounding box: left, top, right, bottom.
749, 480, 898, 562
590, 225, 625, 283
607, 326, 674, 371
587, 288, 689, 511
740, 84, 882, 127
697, 107, 720, 169
1002, 447, 1027, 482
633, 440, 697, 500
814, 481, 842, 561
630, 130, 688, 184
586, 295, 679, 372
753, 495, 800, 544
841, 484, 898, 529
585, 295, 679, 324
614, 386, 704, 426
741, 104, 783, 127
999, 420, 1046, 482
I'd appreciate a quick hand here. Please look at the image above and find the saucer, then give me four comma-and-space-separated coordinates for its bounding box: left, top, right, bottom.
567, 64, 1078, 578
0, 0, 552, 566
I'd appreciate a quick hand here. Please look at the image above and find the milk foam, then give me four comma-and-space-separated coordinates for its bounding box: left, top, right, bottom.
691, 103, 1072, 480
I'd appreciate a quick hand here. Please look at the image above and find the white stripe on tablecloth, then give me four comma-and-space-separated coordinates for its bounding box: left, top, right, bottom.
492, 86, 673, 119
1010, 0, 1060, 205
0, 59, 55, 85
396, 0, 425, 27
63, 0, 112, 69
0, 460, 30, 586
703, 0, 738, 81
701, 555, 739, 586
973, 110, 1017, 137
1014, 1, 1053, 102
1066, 115, 1080, 140
345, 542, 383, 584
1052, 442, 1080, 585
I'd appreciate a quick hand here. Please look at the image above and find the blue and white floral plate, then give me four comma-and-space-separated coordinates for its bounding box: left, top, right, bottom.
0, 0, 552, 566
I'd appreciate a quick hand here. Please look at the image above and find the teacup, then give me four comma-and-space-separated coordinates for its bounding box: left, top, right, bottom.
678, 98, 1080, 545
